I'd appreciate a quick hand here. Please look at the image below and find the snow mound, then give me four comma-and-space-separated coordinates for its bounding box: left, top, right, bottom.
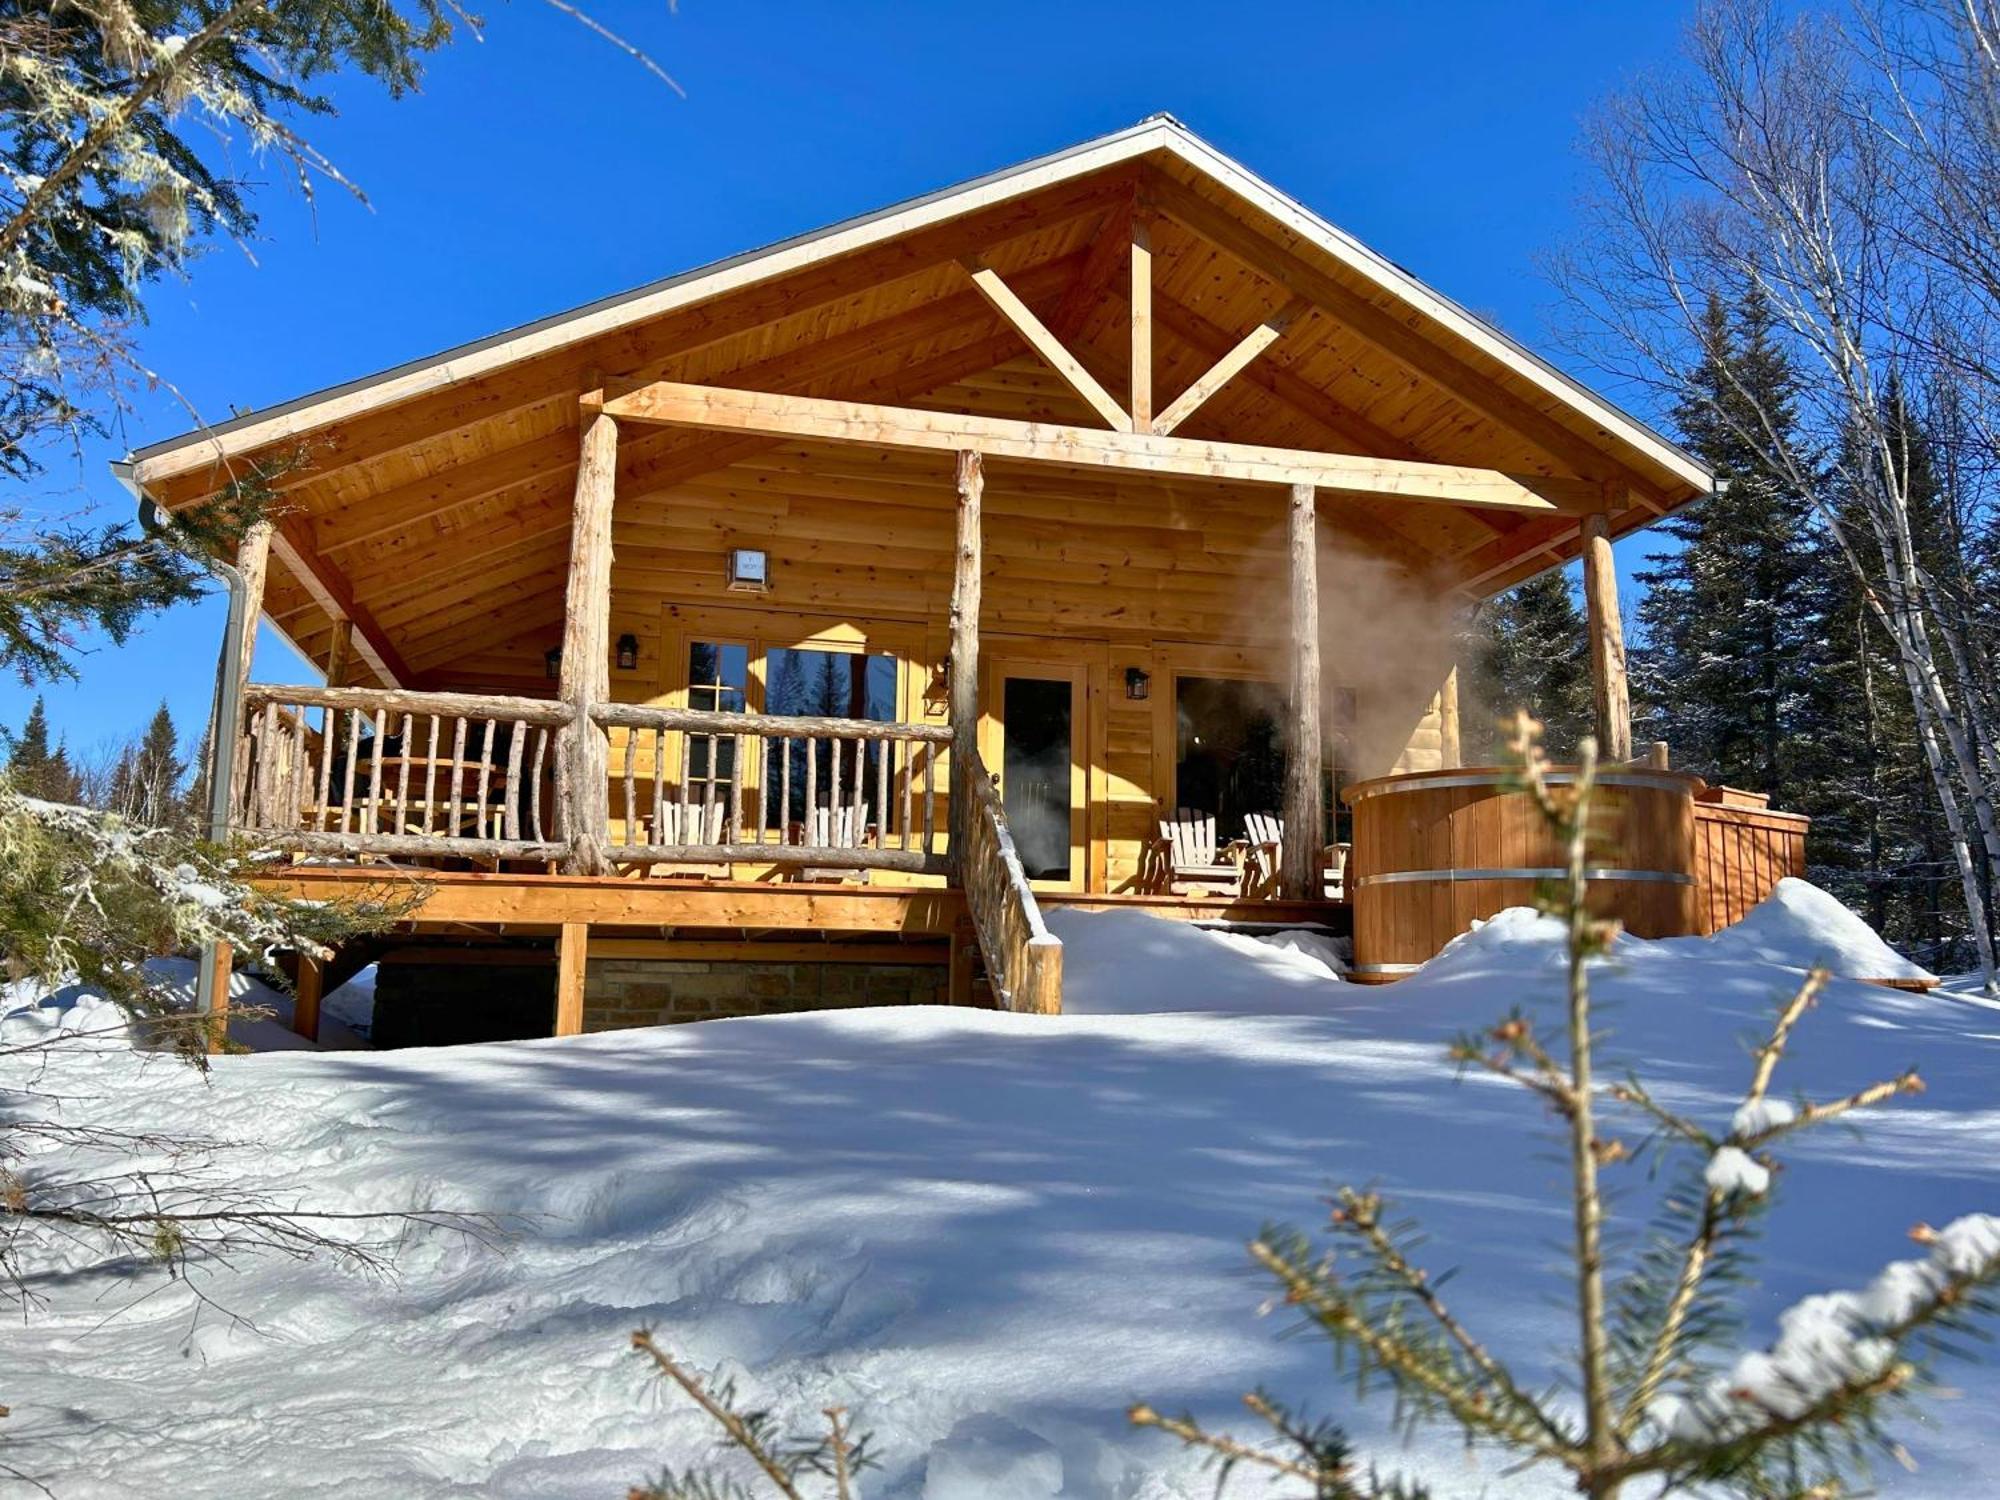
1706, 878, 1936, 984
1049, 907, 1346, 1015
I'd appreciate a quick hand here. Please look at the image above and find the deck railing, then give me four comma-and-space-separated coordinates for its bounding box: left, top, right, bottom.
589, 703, 951, 875
959, 743, 1062, 1014
235, 685, 572, 861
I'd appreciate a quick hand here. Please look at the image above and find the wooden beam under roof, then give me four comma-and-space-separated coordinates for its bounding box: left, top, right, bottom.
135, 171, 1136, 507
1144, 169, 1671, 501
1151, 297, 1306, 437
268, 520, 409, 687
597, 380, 1607, 515
961, 259, 1130, 430
315, 253, 1092, 560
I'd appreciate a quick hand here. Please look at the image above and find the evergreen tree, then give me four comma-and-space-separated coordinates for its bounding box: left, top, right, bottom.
1462, 569, 1592, 761
107, 699, 186, 827
1634, 290, 1821, 803
3, 694, 78, 802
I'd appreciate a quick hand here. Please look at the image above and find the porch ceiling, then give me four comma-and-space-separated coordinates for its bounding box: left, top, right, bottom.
121, 117, 1708, 690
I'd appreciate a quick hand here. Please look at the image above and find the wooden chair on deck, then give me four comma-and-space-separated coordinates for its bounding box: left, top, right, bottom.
788, 805, 874, 885
1152, 809, 1244, 896
644, 797, 728, 880
1240, 811, 1351, 900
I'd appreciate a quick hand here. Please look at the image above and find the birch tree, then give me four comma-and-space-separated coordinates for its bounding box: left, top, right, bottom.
1552, 0, 2000, 988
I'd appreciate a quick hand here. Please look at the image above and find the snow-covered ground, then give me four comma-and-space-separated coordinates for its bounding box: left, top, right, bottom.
4, 887, 1997, 1498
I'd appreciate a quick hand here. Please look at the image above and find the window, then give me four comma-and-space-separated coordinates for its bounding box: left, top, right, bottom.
1174, 676, 1287, 843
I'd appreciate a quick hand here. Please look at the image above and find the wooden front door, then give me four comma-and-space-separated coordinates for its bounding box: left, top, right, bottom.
981, 659, 1088, 892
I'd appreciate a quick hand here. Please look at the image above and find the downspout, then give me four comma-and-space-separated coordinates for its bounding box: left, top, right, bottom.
114, 459, 248, 1024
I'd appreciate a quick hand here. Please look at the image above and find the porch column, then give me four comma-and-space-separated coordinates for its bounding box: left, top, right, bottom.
1282, 482, 1324, 900
1438, 662, 1462, 769
947, 449, 983, 878
559, 409, 618, 875
1580, 511, 1632, 762
232, 520, 272, 705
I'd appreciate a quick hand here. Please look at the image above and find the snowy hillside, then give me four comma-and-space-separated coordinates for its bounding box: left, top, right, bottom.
4, 892, 1997, 1498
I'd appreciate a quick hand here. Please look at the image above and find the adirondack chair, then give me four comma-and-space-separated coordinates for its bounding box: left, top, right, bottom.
1153, 808, 1244, 896
788, 804, 874, 884
644, 796, 728, 879
1239, 811, 1351, 900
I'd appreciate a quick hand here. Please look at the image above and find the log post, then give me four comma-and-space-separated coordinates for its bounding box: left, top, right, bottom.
1438, 662, 1462, 769
559, 409, 618, 874
199, 940, 232, 1054
291, 954, 324, 1042
1282, 482, 1324, 900
324, 617, 354, 688
233, 520, 272, 703
1580, 511, 1632, 762
555, 921, 588, 1036
947, 449, 984, 878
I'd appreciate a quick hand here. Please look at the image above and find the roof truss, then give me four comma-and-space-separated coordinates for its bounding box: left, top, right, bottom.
595, 380, 1607, 515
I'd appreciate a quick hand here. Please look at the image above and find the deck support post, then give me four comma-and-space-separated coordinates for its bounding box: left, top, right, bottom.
947, 449, 983, 879
1580, 511, 1632, 762
555, 921, 588, 1036
1282, 482, 1324, 900
291, 954, 323, 1042
559, 409, 618, 874
199, 940, 232, 1053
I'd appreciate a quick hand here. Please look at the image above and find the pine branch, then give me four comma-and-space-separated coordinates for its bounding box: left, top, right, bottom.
1249, 1234, 1582, 1468
631, 1331, 805, 1499
0, 0, 266, 263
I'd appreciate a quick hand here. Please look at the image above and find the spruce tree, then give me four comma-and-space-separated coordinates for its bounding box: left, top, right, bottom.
109, 699, 187, 828
1634, 290, 1821, 802
3, 694, 78, 802
1462, 569, 1592, 761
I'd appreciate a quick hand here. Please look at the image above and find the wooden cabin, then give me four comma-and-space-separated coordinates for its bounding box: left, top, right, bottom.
119, 116, 1791, 1041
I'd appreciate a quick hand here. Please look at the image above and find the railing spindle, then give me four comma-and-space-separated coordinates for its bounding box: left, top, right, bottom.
505, 720, 526, 841
340, 708, 362, 834
422, 715, 441, 836
622, 727, 638, 847
367, 709, 387, 835
651, 728, 666, 847
531, 724, 548, 841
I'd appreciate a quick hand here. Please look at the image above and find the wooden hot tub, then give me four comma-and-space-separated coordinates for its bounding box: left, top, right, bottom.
1344, 765, 1704, 982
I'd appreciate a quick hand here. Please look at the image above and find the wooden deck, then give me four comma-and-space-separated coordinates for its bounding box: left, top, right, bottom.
256, 866, 1345, 939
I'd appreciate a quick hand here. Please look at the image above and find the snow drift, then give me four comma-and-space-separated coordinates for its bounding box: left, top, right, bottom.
4, 887, 1995, 1497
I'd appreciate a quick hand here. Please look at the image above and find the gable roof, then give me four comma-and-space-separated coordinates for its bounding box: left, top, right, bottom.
117, 116, 1709, 688
126, 114, 1703, 496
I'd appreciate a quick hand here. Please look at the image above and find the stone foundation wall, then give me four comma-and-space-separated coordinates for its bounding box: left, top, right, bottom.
583, 958, 949, 1031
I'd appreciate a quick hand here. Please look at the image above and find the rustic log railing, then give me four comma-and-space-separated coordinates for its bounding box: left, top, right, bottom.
589, 703, 952, 874
959, 743, 1062, 1014
235, 685, 572, 861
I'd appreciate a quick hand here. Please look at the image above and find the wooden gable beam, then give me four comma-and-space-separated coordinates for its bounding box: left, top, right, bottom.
961, 258, 1131, 431
597, 380, 1608, 515
1145, 170, 1669, 500
1152, 297, 1306, 437
1129, 204, 1154, 432
268, 519, 409, 687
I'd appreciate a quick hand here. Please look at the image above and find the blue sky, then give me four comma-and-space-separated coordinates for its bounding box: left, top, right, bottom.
5, 0, 1694, 758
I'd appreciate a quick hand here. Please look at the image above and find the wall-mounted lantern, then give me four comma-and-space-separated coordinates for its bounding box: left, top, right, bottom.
1125, 666, 1152, 701
544, 645, 562, 681
616, 633, 640, 671
727, 547, 770, 593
